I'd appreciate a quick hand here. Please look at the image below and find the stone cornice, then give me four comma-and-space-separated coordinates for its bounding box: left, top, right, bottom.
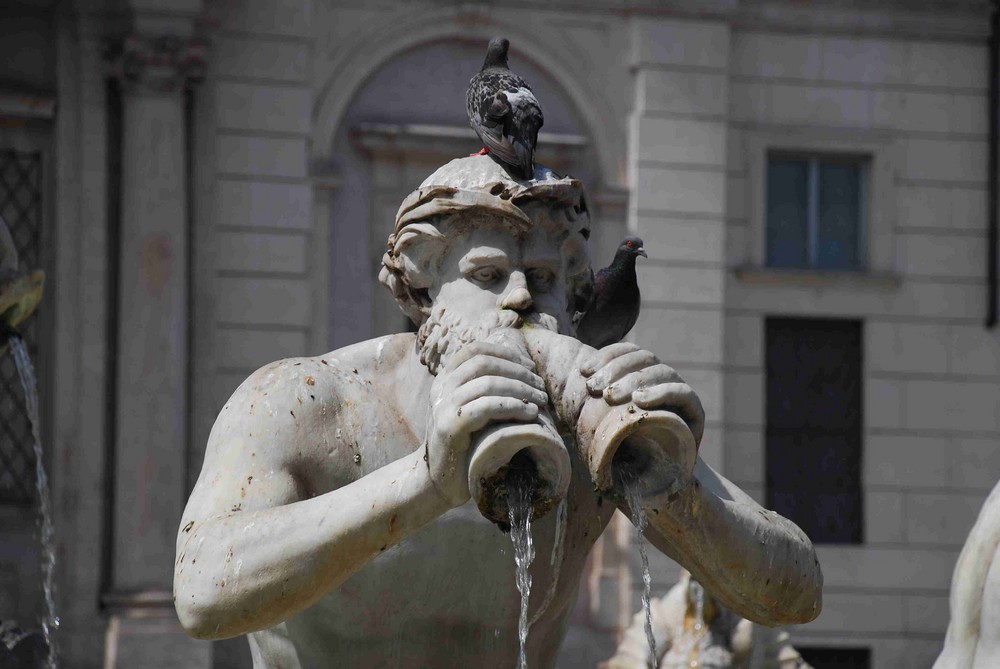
348, 0, 992, 41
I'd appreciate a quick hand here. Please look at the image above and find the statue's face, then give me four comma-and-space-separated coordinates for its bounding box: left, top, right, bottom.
430, 221, 571, 333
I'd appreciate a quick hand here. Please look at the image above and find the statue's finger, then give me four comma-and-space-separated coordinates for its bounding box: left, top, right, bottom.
579, 342, 641, 377
459, 396, 540, 433
632, 383, 705, 444
452, 376, 549, 409
449, 356, 546, 391
586, 350, 658, 395
446, 341, 535, 375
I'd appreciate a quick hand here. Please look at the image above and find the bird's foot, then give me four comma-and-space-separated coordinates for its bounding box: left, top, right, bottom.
469, 147, 489, 157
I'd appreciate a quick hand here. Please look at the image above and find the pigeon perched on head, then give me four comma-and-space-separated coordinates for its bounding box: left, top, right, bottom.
574, 236, 647, 350
466, 37, 544, 181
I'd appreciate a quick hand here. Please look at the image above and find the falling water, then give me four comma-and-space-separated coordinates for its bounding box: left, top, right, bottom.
10, 334, 58, 669
528, 496, 567, 630
507, 471, 536, 669
681, 579, 706, 667
616, 465, 656, 669
692, 580, 705, 634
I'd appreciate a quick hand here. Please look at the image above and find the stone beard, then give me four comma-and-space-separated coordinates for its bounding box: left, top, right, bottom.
417, 303, 560, 374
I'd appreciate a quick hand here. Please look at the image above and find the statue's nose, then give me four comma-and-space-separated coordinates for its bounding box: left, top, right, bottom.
499, 271, 533, 311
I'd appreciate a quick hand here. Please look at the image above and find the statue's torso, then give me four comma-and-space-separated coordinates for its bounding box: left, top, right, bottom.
247, 334, 615, 668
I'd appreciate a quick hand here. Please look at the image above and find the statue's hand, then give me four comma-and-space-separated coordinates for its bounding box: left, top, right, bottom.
426, 341, 550, 507
580, 342, 705, 446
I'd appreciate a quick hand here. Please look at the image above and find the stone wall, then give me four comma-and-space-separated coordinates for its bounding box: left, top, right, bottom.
722, 23, 995, 667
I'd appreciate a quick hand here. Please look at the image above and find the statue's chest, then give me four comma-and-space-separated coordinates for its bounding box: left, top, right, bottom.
288, 473, 613, 641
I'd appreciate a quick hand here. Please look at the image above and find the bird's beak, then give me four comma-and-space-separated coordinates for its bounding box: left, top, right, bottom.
638, 247, 647, 258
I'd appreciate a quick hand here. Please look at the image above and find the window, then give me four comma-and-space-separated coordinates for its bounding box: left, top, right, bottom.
0, 149, 43, 504
766, 153, 868, 270
765, 318, 863, 544
798, 647, 871, 669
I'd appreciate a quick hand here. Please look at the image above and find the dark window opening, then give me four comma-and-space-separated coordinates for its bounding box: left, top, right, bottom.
799, 646, 871, 669
766, 317, 864, 544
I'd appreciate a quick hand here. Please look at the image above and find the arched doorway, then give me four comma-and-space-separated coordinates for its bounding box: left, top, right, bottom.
319, 38, 619, 349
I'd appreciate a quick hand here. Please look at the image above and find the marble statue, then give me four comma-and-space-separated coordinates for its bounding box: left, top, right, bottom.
935, 480, 1000, 668
173, 156, 822, 668
600, 572, 813, 669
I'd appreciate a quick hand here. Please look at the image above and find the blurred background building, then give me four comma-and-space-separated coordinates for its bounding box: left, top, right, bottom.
0, 0, 997, 667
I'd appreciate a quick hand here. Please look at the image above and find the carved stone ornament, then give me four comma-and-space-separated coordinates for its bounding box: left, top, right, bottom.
105, 34, 207, 92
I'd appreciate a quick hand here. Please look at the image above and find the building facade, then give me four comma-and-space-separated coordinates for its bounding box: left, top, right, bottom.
0, 1, 996, 667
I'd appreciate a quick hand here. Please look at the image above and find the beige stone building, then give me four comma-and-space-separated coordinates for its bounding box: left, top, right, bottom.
0, 1, 996, 667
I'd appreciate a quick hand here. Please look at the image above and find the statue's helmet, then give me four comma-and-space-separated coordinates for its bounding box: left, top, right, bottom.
379, 155, 594, 326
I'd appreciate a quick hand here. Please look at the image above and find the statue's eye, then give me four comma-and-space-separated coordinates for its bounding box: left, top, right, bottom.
527, 268, 555, 292
470, 267, 501, 284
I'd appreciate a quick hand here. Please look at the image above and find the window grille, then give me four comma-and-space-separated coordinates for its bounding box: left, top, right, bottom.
0, 149, 42, 504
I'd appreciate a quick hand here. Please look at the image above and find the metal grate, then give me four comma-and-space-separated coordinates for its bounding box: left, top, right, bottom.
0, 149, 42, 504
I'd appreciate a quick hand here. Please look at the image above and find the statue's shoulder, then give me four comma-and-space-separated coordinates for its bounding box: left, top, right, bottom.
207, 333, 418, 458
228, 333, 416, 406
322, 333, 415, 373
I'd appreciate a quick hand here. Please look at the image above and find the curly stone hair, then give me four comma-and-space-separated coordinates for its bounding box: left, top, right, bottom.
378, 158, 594, 328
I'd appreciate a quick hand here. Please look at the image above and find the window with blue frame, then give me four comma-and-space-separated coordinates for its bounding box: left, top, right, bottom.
766, 153, 868, 270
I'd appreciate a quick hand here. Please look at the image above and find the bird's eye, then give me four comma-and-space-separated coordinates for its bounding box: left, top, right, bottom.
527, 268, 555, 292
626, 240, 634, 248
470, 267, 501, 284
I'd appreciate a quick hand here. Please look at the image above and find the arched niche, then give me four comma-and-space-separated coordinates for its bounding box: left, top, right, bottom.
319, 38, 623, 349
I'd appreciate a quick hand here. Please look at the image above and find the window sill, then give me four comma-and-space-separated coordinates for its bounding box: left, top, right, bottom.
733, 265, 902, 290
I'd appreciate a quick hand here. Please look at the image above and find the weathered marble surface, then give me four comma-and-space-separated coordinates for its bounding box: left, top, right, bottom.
174, 156, 821, 668
935, 480, 1000, 668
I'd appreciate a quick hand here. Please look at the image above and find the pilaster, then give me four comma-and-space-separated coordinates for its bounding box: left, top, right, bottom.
627, 17, 731, 473
102, 14, 211, 669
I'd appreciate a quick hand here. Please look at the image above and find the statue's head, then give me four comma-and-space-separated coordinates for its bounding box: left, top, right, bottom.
379, 156, 593, 372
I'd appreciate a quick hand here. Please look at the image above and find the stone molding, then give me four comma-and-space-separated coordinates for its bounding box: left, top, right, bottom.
310, 5, 625, 190
351, 122, 588, 172
104, 34, 207, 93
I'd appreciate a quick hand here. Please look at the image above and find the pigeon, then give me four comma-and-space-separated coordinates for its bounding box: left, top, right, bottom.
466, 37, 544, 181
574, 236, 647, 349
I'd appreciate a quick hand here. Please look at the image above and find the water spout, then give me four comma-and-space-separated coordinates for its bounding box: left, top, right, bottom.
0, 215, 43, 352
0, 214, 53, 667
616, 464, 656, 669
507, 468, 536, 669
9, 334, 58, 669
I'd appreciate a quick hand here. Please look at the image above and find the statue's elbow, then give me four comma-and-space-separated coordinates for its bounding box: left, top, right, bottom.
780, 561, 824, 625
173, 580, 228, 640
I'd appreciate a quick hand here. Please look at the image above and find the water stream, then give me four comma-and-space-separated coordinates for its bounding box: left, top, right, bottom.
616, 466, 656, 669
528, 496, 567, 630
506, 471, 536, 669
10, 334, 58, 669
677, 579, 705, 667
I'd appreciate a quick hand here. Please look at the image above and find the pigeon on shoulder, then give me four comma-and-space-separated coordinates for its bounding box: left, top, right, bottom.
466, 37, 544, 181
574, 236, 647, 349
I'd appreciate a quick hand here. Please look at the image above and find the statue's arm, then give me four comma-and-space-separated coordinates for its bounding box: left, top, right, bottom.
536, 334, 821, 626
634, 458, 823, 627
172, 358, 450, 640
